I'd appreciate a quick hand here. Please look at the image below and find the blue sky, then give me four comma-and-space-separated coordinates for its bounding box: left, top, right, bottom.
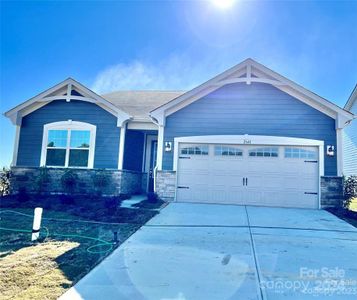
1, 0, 357, 167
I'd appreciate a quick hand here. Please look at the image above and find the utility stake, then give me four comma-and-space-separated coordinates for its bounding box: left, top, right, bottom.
113, 231, 119, 244
32, 207, 43, 241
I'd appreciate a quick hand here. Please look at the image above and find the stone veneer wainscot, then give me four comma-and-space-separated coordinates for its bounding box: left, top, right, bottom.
10, 167, 143, 196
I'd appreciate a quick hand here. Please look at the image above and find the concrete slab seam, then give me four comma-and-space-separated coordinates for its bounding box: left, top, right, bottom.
244, 206, 266, 300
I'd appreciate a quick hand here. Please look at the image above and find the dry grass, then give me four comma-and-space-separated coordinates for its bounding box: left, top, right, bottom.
0, 241, 79, 300
0, 203, 159, 300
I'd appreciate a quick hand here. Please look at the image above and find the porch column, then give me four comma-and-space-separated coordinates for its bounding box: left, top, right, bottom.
118, 122, 127, 169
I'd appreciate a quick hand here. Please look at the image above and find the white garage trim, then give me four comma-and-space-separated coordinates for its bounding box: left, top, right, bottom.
336, 128, 343, 176
173, 135, 324, 208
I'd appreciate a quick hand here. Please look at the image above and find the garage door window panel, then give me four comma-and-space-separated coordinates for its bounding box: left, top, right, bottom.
249, 147, 279, 157
214, 145, 243, 156
285, 148, 317, 159
180, 145, 209, 155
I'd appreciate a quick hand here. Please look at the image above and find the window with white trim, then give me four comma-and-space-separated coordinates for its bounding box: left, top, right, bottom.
214, 145, 243, 156
249, 147, 279, 157
41, 121, 96, 168
285, 147, 317, 159
180, 144, 209, 155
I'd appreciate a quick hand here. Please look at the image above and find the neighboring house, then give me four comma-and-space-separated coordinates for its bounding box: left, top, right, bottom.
343, 85, 357, 176
4, 59, 355, 209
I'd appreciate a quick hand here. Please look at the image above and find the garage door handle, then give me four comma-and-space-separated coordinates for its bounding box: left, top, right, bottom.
246, 178, 248, 186
243, 178, 245, 186
304, 192, 318, 195
177, 186, 189, 189
304, 160, 318, 163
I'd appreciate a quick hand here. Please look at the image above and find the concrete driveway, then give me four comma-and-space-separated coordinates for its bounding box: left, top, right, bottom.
61, 203, 357, 300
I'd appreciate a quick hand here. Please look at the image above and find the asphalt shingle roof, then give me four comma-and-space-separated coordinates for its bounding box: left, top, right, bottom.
101, 90, 185, 121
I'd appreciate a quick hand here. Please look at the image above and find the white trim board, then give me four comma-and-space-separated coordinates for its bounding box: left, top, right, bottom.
157, 125, 164, 170
118, 123, 127, 170
40, 120, 96, 169
127, 121, 158, 130
11, 125, 21, 167
336, 128, 343, 176
150, 58, 353, 127
4, 78, 131, 127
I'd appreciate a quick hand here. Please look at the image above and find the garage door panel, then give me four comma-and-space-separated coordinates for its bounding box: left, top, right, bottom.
214, 174, 234, 184
212, 187, 227, 202
246, 161, 280, 172
283, 176, 302, 189
177, 143, 319, 208
179, 160, 209, 170
192, 185, 210, 201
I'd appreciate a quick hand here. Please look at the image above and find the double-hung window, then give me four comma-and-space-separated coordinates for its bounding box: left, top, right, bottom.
41, 121, 96, 168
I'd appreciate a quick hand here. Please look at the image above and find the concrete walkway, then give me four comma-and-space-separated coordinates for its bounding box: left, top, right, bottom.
60, 203, 357, 300
119, 194, 147, 208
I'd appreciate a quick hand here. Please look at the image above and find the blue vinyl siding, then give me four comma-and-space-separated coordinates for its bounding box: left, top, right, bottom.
17, 100, 120, 168
343, 101, 357, 176
123, 130, 145, 172
163, 82, 337, 175
123, 130, 158, 172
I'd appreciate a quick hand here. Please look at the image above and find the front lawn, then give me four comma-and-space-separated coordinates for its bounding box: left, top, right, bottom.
348, 197, 357, 212
0, 194, 162, 299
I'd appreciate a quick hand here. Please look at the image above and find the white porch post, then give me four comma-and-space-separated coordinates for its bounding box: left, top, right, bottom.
336, 128, 344, 176
118, 122, 127, 170
157, 125, 164, 170
11, 124, 21, 167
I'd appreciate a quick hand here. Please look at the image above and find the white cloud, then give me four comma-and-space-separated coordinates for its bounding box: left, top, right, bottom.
91, 53, 231, 94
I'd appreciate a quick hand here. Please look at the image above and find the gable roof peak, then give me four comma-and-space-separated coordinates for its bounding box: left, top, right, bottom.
4, 77, 131, 126
150, 58, 353, 126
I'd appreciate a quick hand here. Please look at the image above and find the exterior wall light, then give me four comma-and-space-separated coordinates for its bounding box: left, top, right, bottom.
165, 142, 172, 152
326, 145, 335, 156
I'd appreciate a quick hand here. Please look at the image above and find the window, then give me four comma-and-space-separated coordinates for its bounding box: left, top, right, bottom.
285, 147, 317, 159
41, 121, 96, 168
180, 144, 209, 155
249, 147, 278, 157
214, 145, 243, 156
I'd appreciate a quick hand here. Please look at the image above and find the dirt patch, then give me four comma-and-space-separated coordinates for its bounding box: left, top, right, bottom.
0, 194, 161, 299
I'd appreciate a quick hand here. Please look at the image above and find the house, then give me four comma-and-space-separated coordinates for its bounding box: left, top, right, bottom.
5, 59, 355, 209
343, 85, 357, 176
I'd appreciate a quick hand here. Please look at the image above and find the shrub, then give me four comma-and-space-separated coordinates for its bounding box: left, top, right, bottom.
118, 193, 130, 201
147, 192, 158, 203
61, 170, 78, 193
0, 167, 11, 196
104, 197, 120, 213
92, 170, 110, 195
60, 194, 75, 205
34, 167, 50, 194
17, 187, 29, 202
344, 176, 357, 208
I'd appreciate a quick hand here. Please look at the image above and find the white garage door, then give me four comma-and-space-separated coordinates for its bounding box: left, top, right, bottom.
176, 143, 319, 208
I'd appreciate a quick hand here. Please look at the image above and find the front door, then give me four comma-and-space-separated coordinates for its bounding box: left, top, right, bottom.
148, 140, 158, 192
